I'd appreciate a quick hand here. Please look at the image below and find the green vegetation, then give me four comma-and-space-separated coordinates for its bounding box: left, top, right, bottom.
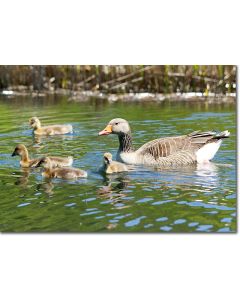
0, 65, 237, 95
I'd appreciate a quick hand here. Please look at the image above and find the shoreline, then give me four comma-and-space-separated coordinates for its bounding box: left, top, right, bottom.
0, 89, 236, 103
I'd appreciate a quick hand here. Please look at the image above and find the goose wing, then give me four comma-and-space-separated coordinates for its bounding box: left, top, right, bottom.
137, 135, 190, 160
137, 131, 224, 162
28, 158, 42, 167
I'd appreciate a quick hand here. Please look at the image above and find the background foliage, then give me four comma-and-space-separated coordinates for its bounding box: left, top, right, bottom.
0, 65, 236, 95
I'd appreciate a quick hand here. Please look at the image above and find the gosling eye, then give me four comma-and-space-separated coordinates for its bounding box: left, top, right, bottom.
115, 122, 119, 125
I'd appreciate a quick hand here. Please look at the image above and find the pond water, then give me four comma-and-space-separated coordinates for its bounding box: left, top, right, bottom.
0, 95, 236, 232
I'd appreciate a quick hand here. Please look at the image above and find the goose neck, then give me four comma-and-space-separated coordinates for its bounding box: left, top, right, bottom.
21, 149, 29, 162
118, 132, 133, 152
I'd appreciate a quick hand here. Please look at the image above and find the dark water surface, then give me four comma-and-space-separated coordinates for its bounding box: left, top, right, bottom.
0, 95, 236, 232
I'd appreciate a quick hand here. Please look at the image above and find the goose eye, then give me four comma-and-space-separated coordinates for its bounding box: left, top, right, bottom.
115, 122, 119, 125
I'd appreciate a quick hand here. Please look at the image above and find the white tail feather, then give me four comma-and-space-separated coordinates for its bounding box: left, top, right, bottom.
218, 130, 230, 137
196, 140, 222, 163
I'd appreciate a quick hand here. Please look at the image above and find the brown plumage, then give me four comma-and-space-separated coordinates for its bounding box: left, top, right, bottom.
140, 131, 224, 159
101, 152, 128, 174
12, 144, 73, 168
99, 118, 230, 166
36, 157, 87, 179
29, 117, 73, 135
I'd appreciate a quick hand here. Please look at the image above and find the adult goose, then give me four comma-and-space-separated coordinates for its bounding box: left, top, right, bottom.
12, 144, 73, 168
29, 117, 73, 135
98, 118, 230, 167
36, 157, 87, 179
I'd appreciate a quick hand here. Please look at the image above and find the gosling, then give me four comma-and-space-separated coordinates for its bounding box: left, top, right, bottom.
29, 117, 73, 135
12, 144, 73, 168
102, 152, 128, 174
36, 157, 87, 179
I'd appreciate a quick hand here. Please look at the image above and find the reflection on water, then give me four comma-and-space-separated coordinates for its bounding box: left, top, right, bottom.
33, 133, 74, 146
0, 95, 236, 232
97, 175, 131, 207
36, 181, 55, 196
14, 169, 30, 187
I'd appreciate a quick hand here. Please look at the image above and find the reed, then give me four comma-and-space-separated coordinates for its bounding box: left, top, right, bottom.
0, 65, 236, 95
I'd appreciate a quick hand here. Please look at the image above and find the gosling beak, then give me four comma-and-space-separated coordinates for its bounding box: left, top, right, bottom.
104, 157, 110, 164
11, 149, 17, 156
98, 124, 112, 136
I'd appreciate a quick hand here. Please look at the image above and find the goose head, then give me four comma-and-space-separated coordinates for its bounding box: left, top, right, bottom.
99, 118, 131, 136
12, 144, 27, 157
103, 152, 113, 165
29, 117, 41, 129
35, 157, 52, 169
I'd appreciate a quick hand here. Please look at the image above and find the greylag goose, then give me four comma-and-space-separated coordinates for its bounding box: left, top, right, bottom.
29, 117, 73, 135
36, 157, 87, 179
12, 144, 73, 168
98, 118, 230, 167
101, 152, 128, 174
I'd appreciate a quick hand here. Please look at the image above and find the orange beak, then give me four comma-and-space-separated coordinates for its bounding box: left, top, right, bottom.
98, 124, 112, 136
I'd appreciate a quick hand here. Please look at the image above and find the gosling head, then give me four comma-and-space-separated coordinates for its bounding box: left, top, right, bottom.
35, 157, 52, 169
12, 144, 28, 157
29, 117, 41, 129
99, 118, 131, 136
103, 152, 113, 165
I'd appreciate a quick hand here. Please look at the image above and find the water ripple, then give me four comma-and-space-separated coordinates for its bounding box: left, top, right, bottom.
0, 96, 236, 232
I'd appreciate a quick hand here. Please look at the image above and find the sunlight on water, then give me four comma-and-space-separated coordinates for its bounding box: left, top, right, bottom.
0, 95, 236, 232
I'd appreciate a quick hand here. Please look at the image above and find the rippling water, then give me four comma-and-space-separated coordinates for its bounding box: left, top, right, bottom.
0, 95, 236, 232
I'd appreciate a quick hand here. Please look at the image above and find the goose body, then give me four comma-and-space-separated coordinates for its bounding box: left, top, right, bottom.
12, 144, 73, 168
36, 157, 87, 179
29, 117, 73, 135
99, 118, 230, 167
101, 152, 128, 174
